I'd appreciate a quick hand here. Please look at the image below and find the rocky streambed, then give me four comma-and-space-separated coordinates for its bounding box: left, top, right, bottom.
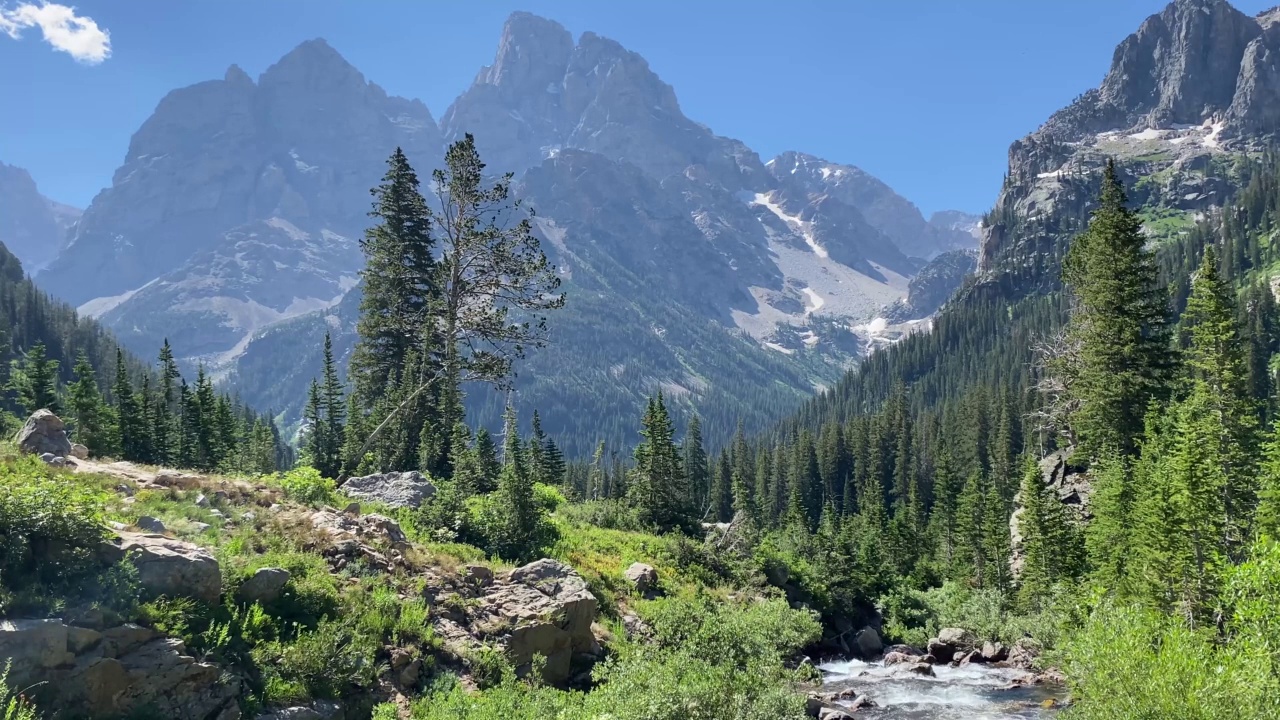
817, 658, 1065, 719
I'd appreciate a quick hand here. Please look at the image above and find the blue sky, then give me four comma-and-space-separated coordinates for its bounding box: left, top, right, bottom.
1, 1, 1272, 215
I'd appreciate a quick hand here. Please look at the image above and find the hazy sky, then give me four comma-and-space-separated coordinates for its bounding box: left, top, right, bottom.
1, 0, 1272, 214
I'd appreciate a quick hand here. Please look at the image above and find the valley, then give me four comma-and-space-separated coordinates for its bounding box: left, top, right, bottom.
3, 1, 1280, 720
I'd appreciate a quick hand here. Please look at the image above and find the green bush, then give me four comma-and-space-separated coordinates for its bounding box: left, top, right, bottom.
268, 466, 335, 506
1063, 539, 1280, 720
0, 458, 125, 615
532, 483, 566, 512
555, 499, 644, 532
256, 617, 382, 702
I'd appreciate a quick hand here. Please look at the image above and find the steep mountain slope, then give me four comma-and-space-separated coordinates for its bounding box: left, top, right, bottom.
39, 41, 441, 367
0, 161, 80, 272
36, 14, 975, 452
792, 0, 1278, 431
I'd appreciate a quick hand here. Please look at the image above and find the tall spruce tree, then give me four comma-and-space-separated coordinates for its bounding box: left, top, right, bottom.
67, 352, 115, 457
1061, 159, 1172, 457
113, 349, 145, 461
629, 394, 691, 533
9, 341, 60, 415
683, 415, 710, 511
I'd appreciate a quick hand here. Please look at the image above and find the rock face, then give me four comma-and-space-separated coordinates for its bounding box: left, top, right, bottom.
1010, 448, 1091, 577
1, 618, 240, 720
884, 249, 977, 321
15, 409, 73, 457
102, 531, 223, 604
39, 39, 441, 374
979, 0, 1280, 285
0, 161, 79, 271
341, 470, 437, 508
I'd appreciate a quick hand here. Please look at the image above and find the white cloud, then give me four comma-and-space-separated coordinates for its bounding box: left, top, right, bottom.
0, 2, 110, 64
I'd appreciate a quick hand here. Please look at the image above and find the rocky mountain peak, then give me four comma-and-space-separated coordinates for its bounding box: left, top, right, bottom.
479, 12, 574, 90
224, 64, 253, 86
1098, 0, 1257, 128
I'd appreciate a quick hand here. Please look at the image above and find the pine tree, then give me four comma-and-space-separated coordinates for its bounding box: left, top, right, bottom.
8, 341, 60, 414
113, 348, 145, 461
1257, 421, 1280, 539
154, 339, 181, 465
66, 352, 115, 456
492, 405, 542, 560
318, 332, 346, 479
542, 437, 566, 487
1016, 455, 1083, 610
1061, 159, 1172, 457
527, 410, 548, 484
629, 394, 692, 533
683, 415, 710, 511
709, 450, 732, 522
1085, 451, 1136, 592
474, 428, 500, 493
304, 379, 326, 471
1180, 245, 1259, 552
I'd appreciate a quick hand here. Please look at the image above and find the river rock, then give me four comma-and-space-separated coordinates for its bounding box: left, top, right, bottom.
341, 470, 436, 508
238, 567, 291, 604
70, 442, 90, 459
981, 641, 1008, 662
16, 409, 73, 457
817, 708, 854, 720
854, 626, 882, 657
624, 562, 658, 593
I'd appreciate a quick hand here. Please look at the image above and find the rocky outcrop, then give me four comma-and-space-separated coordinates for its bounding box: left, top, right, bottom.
100, 531, 223, 604
341, 470, 437, 508
1, 619, 240, 720
434, 558, 601, 684
16, 409, 73, 457
1011, 448, 1091, 577
883, 249, 977, 321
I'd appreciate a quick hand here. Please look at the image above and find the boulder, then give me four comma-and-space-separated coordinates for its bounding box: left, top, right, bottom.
904, 662, 936, 677
100, 623, 156, 658
463, 564, 494, 587
257, 701, 344, 720
238, 567, 291, 604
882, 651, 919, 665
16, 409, 72, 457
481, 559, 599, 683
937, 627, 977, 650
136, 516, 167, 533
959, 649, 986, 666
623, 562, 658, 593
854, 626, 882, 658
1007, 638, 1042, 669
110, 532, 222, 604
0, 619, 73, 673
981, 641, 1008, 662
341, 470, 436, 508
818, 709, 855, 720
69, 443, 90, 459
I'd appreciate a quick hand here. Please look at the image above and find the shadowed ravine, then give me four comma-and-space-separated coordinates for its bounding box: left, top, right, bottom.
819, 659, 1065, 719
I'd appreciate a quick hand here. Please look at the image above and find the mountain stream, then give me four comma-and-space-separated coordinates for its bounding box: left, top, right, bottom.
818, 658, 1066, 719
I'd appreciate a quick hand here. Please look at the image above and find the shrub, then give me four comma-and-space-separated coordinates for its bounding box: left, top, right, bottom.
2, 662, 36, 720
268, 466, 335, 505
532, 483, 566, 512
0, 458, 123, 615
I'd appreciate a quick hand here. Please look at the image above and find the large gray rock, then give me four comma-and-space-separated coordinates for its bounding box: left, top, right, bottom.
16, 409, 73, 458
105, 532, 222, 604
623, 562, 657, 593
854, 626, 882, 658
238, 567, 291, 604
480, 558, 599, 683
341, 470, 437, 508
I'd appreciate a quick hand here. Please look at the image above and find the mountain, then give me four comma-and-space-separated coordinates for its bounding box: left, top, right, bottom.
979, 0, 1280, 289
38, 41, 441, 366
792, 0, 1280, 433
36, 16, 976, 453
0, 161, 81, 272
